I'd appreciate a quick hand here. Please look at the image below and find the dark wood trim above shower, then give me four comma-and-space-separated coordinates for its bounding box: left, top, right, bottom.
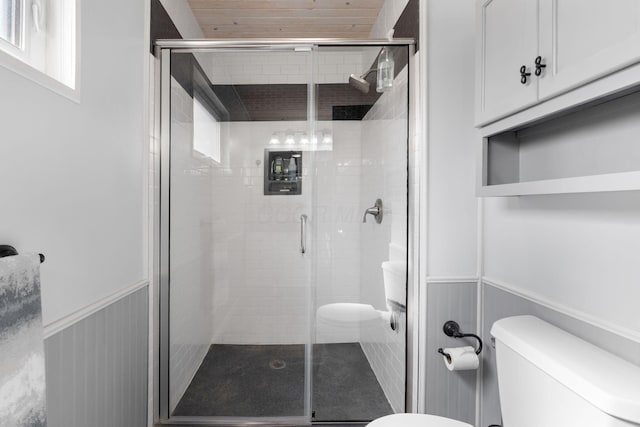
150, 0, 182, 54
394, 0, 419, 52
207, 83, 379, 121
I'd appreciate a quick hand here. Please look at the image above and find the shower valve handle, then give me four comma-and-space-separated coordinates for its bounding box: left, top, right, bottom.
362, 199, 383, 224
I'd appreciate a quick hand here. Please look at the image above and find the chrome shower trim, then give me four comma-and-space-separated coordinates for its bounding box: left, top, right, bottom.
155, 38, 415, 49
405, 42, 419, 413
155, 40, 420, 423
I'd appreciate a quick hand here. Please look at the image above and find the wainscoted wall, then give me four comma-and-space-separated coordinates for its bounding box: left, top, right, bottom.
169, 76, 215, 412
480, 282, 640, 427
359, 66, 408, 414
415, 0, 479, 419
45, 287, 148, 427
424, 282, 477, 426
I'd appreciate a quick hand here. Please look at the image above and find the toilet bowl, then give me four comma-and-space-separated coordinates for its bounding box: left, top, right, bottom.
315, 302, 386, 343
367, 414, 471, 427
316, 302, 384, 327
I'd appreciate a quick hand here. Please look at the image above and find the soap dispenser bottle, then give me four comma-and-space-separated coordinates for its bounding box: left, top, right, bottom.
376, 47, 394, 93
273, 156, 283, 180
289, 156, 297, 180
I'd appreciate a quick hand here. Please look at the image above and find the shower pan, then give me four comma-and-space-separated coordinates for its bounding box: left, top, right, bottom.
155, 39, 416, 426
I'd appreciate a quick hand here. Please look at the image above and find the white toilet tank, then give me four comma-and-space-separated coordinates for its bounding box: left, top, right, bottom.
381, 260, 406, 310
491, 316, 640, 427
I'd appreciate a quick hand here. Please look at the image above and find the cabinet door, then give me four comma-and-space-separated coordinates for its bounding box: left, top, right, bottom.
539, 0, 640, 100
476, 0, 539, 125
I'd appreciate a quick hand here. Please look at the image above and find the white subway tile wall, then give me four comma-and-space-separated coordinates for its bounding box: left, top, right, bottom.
359, 67, 409, 413
314, 121, 363, 344
210, 121, 362, 345
169, 77, 215, 412
204, 51, 364, 85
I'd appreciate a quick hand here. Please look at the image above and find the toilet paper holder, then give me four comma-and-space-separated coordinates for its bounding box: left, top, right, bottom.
437, 320, 483, 362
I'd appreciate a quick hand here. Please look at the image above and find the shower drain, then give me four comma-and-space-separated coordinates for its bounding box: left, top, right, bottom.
269, 359, 286, 370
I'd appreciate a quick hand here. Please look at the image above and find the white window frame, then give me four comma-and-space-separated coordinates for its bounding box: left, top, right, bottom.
192, 96, 221, 164
0, 0, 25, 57
0, 0, 80, 102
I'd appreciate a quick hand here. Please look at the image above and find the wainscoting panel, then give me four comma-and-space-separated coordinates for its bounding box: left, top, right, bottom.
45, 286, 148, 427
481, 281, 640, 427
425, 281, 477, 425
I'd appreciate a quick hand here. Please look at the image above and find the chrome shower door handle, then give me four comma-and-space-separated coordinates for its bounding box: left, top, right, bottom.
300, 214, 307, 254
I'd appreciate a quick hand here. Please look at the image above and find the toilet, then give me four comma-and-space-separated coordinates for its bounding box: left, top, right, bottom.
368, 315, 640, 427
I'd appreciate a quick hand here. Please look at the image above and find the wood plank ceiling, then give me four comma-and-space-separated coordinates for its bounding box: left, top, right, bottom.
187, 0, 385, 39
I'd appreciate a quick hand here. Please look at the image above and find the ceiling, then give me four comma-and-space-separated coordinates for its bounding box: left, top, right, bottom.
187, 0, 385, 39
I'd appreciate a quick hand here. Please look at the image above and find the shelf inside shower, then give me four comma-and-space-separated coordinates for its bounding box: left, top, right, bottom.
264, 149, 303, 195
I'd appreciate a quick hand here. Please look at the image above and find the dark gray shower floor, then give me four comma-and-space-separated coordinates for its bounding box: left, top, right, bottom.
172, 342, 394, 421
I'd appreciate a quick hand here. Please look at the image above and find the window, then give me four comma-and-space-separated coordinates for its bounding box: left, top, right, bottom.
0, 0, 22, 49
0, 0, 77, 96
193, 97, 221, 163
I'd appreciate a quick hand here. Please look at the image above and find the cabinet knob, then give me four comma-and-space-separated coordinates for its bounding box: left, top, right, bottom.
535, 56, 547, 76
520, 65, 531, 84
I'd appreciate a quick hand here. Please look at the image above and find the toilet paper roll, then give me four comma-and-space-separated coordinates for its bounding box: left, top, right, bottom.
442, 346, 479, 371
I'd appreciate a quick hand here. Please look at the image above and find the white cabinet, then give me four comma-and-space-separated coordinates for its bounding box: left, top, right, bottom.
476, 0, 640, 126
538, 0, 640, 101
475, 0, 538, 123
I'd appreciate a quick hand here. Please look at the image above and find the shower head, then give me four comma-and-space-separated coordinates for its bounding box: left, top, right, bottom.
348, 68, 377, 94
349, 74, 370, 94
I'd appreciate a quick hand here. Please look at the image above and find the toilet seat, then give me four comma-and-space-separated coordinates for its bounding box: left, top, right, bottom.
367, 414, 472, 427
316, 303, 381, 326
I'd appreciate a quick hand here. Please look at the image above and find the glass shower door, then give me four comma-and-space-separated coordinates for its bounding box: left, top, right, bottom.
159, 41, 412, 425
310, 44, 409, 422
160, 45, 317, 424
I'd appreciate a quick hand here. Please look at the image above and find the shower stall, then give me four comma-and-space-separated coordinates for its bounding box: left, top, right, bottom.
156, 39, 416, 425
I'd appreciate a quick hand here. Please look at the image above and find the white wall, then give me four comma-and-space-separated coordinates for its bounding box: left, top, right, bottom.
0, 0, 147, 326
483, 192, 640, 335
359, 66, 409, 414
425, 0, 478, 278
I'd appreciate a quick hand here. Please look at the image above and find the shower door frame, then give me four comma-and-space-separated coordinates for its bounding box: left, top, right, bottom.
155, 39, 418, 426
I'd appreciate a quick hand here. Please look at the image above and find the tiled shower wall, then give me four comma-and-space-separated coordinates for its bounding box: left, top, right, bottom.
169, 77, 215, 412
314, 122, 363, 344
359, 66, 409, 413
205, 50, 364, 85
209, 120, 362, 344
